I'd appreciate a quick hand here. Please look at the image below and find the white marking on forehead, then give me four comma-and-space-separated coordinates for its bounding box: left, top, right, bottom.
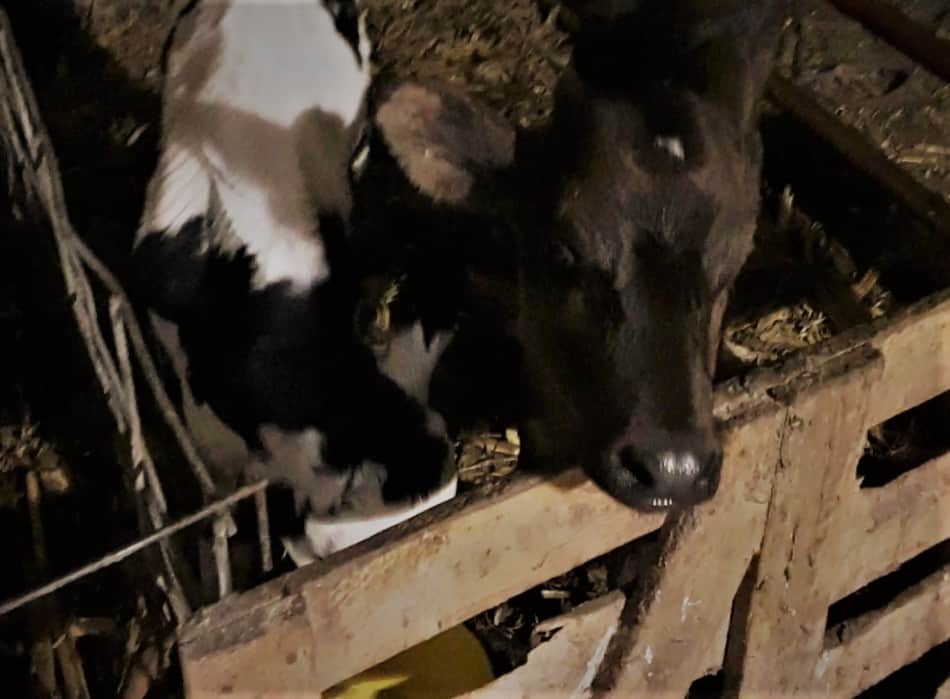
655, 135, 685, 161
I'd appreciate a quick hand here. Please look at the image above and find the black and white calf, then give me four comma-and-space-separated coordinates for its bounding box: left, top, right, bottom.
132, 0, 473, 558
374, 0, 789, 512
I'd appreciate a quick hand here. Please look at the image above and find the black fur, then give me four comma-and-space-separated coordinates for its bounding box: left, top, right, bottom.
322, 0, 364, 65
132, 218, 449, 502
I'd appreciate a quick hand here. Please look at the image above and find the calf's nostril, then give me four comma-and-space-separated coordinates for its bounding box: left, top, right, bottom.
617, 445, 655, 488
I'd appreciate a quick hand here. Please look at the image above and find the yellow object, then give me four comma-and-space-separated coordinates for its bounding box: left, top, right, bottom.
325, 625, 495, 699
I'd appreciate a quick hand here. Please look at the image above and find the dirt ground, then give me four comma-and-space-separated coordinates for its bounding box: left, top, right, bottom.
778, 0, 950, 202
1, 0, 949, 695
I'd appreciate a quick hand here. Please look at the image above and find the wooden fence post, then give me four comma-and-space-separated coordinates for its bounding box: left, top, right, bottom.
593, 402, 787, 697
726, 344, 883, 696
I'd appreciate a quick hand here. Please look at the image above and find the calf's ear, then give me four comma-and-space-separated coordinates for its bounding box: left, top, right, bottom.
373, 81, 515, 208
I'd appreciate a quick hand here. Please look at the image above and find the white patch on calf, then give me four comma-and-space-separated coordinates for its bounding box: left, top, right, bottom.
375, 322, 453, 406
376, 321, 454, 452
140, 143, 212, 238
654, 135, 685, 161
200, 0, 367, 129
140, 0, 372, 293
254, 424, 334, 511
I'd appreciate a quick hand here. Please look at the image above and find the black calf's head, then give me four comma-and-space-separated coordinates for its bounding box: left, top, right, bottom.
516, 0, 786, 509
372, 0, 786, 512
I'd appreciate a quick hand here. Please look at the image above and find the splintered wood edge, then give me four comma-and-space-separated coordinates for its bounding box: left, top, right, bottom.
603, 410, 786, 697
177, 289, 950, 696
460, 591, 627, 697
728, 339, 884, 695
819, 565, 950, 695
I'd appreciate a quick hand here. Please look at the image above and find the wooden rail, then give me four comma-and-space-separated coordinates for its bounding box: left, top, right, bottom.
179, 286, 950, 697
827, 0, 950, 82
820, 567, 950, 695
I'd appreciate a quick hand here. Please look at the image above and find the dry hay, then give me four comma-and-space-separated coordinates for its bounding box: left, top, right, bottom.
366, 0, 569, 129
456, 429, 520, 489
0, 420, 72, 509
724, 303, 833, 367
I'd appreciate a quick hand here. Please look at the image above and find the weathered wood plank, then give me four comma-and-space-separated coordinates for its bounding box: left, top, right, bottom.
595, 407, 785, 698
830, 451, 950, 601
868, 290, 950, 425
728, 346, 883, 696
183, 592, 317, 698
178, 288, 950, 697
715, 287, 950, 427
180, 471, 665, 696
461, 592, 626, 698
818, 565, 950, 695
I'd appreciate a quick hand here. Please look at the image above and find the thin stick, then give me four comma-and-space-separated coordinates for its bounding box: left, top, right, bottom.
25, 470, 60, 698
111, 297, 168, 514
0, 481, 268, 618
255, 489, 274, 573
55, 635, 92, 699
0, 8, 218, 499
120, 304, 218, 497
212, 515, 234, 598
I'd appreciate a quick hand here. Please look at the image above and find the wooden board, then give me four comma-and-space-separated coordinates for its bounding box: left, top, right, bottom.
727, 346, 883, 696
867, 288, 950, 426
178, 290, 950, 697
180, 472, 665, 696
596, 408, 785, 697
714, 288, 950, 427
831, 451, 950, 601
819, 565, 950, 695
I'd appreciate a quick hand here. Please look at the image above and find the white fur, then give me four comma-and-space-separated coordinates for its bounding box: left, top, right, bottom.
377, 321, 455, 455
376, 322, 453, 405
195, 0, 368, 129
140, 0, 372, 292
655, 135, 685, 161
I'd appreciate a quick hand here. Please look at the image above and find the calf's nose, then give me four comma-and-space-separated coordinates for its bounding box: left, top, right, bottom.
611, 440, 722, 510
